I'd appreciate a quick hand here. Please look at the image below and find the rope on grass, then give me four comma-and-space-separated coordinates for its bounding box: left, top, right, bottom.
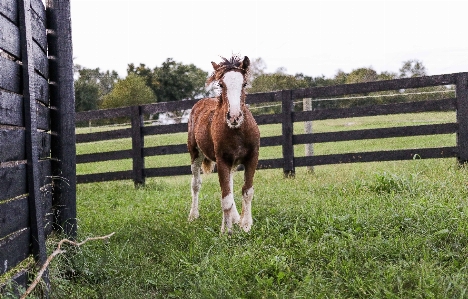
20, 232, 116, 299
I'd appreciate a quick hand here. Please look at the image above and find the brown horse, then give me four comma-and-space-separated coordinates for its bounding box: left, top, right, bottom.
187, 55, 260, 234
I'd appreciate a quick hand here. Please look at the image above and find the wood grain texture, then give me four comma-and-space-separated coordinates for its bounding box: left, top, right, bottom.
145, 165, 191, 177
31, 0, 45, 21
0, 0, 18, 24
31, 8, 47, 52
131, 106, 144, 185
75, 106, 131, 122
294, 147, 458, 167
19, 0, 48, 271
0, 228, 31, 275
76, 127, 132, 143
143, 144, 188, 157
33, 41, 48, 78
0, 91, 23, 126
0, 13, 21, 58
76, 149, 132, 164
77, 170, 133, 184
281, 90, 295, 176
0, 196, 29, 239
293, 123, 458, 145
0, 56, 21, 94
37, 102, 50, 130
0, 128, 25, 162
142, 123, 187, 136
0, 163, 27, 202
293, 98, 457, 122
47, 0, 78, 238
33, 73, 49, 105
456, 73, 468, 163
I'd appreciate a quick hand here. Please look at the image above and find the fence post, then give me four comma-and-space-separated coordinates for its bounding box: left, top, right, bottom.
19, 0, 49, 289
131, 106, 145, 186
47, 0, 77, 239
456, 73, 468, 164
281, 90, 295, 177
303, 98, 314, 173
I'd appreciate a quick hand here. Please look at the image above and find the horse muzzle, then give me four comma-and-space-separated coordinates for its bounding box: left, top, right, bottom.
226, 111, 244, 128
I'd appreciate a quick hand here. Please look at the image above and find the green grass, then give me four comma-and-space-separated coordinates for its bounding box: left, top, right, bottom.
22, 111, 468, 298
45, 162, 468, 298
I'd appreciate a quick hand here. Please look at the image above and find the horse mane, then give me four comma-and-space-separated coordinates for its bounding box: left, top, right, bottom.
206, 55, 249, 85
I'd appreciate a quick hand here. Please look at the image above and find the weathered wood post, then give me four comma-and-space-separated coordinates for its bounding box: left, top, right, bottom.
303, 98, 314, 173
281, 90, 295, 177
19, 0, 49, 287
456, 73, 468, 165
47, 0, 77, 238
131, 105, 145, 186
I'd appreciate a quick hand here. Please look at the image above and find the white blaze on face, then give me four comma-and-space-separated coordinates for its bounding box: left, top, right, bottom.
223, 71, 244, 125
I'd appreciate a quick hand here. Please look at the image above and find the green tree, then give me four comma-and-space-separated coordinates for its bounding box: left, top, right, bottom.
127, 63, 153, 93
399, 59, 427, 78
248, 57, 267, 82
128, 58, 210, 102
298, 74, 336, 88
248, 72, 309, 93
74, 66, 119, 112
75, 79, 99, 111
378, 71, 398, 81
100, 74, 156, 109
346, 67, 378, 84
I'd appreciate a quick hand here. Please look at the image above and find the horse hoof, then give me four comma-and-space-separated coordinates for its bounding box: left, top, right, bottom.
239, 218, 252, 232
241, 225, 251, 232
188, 211, 199, 221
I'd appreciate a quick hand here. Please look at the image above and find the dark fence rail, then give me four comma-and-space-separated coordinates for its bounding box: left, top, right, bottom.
0, 0, 76, 295
75, 72, 466, 184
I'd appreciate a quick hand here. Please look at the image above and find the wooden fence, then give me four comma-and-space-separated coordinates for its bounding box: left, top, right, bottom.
76, 72, 467, 185
0, 0, 75, 294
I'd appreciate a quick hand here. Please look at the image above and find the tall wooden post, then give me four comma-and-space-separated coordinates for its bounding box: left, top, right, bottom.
19, 0, 49, 287
131, 106, 145, 187
456, 73, 468, 164
281, 90, 295, 177
47, 0, 77, 238
303, 98, 314, 173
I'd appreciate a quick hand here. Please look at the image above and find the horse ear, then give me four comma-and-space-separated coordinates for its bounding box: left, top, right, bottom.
211, 61, 220, 70
241, 56, 250, 71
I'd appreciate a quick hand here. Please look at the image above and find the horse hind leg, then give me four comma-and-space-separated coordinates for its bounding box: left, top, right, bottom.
188, 152, 204, 221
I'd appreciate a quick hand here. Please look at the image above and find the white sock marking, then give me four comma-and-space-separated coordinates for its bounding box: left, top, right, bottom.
240, 187, 254, 232
189, 155, 203, 221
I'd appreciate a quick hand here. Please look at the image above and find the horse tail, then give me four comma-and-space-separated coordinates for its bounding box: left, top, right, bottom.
201, 158, 214, 174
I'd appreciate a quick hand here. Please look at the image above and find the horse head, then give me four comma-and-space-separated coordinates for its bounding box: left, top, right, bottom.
207, 55, 250, 129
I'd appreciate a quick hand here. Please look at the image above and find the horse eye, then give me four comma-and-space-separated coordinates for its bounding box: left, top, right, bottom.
218, 83, 223, 88
243, 83, 247, 87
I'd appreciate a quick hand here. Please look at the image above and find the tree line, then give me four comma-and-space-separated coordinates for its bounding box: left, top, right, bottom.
74, 58, 454, 113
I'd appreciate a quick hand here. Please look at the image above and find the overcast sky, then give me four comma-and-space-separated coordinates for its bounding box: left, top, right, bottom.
70, 0, 468, 79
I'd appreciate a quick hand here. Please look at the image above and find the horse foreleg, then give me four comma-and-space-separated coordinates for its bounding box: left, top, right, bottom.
188, 153, 204, 221
218, 162, 240, 234
240, 158, 257, 232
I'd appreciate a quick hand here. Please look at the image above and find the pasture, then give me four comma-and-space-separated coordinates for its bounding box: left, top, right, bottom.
40, 112, 468, 298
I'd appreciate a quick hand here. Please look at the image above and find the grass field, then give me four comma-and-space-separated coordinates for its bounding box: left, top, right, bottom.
24, 112, 468, 298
